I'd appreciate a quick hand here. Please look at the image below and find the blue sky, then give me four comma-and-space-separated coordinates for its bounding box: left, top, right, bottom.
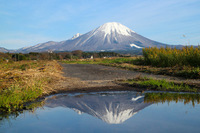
0, 0, 200, 49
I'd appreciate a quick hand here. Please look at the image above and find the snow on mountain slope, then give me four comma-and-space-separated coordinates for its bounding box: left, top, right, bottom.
132, 96, 144, 101
130, 43, 143, 48
18, 22, 169, 52
71, 33, 83, 40
101, 105, 137, 124
18, 41, 58, 53
97, 22, 135, 37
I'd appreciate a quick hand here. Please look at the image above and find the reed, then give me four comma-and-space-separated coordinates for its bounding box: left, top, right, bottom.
143, 46, 200, 67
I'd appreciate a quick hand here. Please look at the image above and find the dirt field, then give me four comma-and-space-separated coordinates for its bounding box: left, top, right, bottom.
53, 64, 200, 93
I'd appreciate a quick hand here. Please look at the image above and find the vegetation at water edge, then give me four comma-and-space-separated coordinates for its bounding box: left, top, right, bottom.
122, 77, 197, 92
144, 92, 200, 107
0, 61, 63, 113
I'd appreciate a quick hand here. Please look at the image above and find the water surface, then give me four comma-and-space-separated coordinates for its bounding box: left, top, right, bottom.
1, 91, 200, 133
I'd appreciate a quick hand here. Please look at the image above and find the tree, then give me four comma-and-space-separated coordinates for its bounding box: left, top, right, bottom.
72, 50, 83, 59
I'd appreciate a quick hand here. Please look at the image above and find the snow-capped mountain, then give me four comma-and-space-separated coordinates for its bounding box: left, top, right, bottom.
18, 22, 169, 53
0, 47, 8, 53
17, 41, 58, 52
45, 92, 152, 124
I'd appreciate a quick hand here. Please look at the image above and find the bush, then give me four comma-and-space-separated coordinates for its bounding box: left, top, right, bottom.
143, 46, 200, 67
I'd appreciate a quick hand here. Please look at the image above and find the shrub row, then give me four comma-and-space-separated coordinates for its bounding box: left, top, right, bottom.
143, 46, 200, 67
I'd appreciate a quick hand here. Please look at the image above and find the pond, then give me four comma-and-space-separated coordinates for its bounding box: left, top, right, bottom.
1, 91, 200, 133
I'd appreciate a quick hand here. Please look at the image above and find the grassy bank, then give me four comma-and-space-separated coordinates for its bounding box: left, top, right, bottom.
120, 77, 197, 92
0, 60, 64, 112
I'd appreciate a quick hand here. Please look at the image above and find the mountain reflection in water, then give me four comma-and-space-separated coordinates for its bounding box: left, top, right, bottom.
45, 92, 151, 124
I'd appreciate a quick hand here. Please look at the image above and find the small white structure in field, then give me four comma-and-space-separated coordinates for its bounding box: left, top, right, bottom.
90, 55, 94, 59
48, 50, 53, 53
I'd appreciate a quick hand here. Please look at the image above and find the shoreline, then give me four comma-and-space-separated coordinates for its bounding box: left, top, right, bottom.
42, 82, 200, 99
1, 79, 199, 116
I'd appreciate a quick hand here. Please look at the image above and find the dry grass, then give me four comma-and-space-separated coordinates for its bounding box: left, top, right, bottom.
103, 63, 200, 79
0, 60, 64, 93
143, 46, 200, 67
0, 60, 65, 112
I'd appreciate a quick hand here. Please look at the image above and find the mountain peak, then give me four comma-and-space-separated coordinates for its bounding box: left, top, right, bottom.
97, 22, 135, 36
17, 22, 168, 52
71, 33, 82, 40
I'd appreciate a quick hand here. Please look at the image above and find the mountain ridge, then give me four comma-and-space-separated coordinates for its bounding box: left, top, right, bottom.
1, 22, 184, 53
0, 47, 15, 53
0, 47, 9, 53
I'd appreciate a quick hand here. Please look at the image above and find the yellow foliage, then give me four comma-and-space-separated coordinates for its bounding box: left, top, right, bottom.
143, 46, 200, 67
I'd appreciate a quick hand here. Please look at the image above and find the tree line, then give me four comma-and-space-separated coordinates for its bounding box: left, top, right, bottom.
0, 50, 122, 62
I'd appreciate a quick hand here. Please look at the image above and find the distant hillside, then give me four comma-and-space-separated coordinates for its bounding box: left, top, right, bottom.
0, 47, 10, 53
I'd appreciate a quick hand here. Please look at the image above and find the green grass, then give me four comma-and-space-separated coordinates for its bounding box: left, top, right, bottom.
176, 67, 200, 79
0, 82, 42, 112
62, 60, 96, 64
99, 58, 136, 64
123, 78, 197, 92
61, 57, 137, 65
